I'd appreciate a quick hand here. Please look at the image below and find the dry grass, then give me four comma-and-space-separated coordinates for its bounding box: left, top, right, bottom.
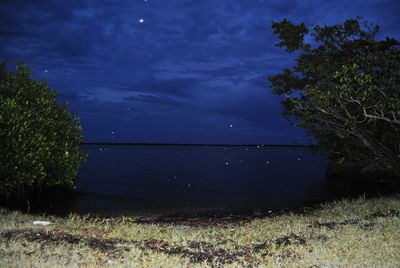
1, 195, 400, 267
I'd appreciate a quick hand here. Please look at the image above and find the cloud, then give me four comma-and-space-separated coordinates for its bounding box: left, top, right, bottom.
1, 0, 398, 143
118, 77, 200, 98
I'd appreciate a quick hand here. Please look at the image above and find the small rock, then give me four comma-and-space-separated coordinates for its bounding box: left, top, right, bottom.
107, 259, 117, 265
33, 221, 51, 226
175, 225, 191, 231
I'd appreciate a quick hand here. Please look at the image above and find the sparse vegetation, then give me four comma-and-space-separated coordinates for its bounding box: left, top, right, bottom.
1, 196, 400, 267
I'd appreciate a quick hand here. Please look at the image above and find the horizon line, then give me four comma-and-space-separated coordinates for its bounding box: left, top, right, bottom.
81, 142, 312, 147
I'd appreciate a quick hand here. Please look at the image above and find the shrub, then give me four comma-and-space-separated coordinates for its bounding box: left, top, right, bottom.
0, 62, 86, 197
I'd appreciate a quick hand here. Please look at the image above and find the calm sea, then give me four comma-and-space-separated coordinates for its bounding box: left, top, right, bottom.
44, 144, 395, 216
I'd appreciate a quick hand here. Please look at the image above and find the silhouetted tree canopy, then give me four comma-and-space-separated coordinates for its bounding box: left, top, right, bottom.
269, 18, 400, 177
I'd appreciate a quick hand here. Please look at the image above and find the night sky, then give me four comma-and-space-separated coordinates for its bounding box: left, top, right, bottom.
1, 1, 399, 144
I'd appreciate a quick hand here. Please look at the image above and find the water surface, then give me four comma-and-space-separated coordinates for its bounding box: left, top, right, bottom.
58, 144, 396, 216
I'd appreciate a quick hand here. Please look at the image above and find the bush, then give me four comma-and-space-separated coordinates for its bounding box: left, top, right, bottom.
0, 62, 86, 197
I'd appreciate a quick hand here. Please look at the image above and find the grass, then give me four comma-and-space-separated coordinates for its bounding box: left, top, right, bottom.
1, 195, 400, 267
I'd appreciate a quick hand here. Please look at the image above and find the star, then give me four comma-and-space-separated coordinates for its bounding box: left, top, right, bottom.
139, 18, 144, 23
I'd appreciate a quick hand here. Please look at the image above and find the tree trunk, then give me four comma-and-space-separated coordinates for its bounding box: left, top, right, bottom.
353, 127, 400, 177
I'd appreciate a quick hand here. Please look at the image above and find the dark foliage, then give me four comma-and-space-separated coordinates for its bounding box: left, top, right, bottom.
0, 62, 86, 197
269, 18, 400, 177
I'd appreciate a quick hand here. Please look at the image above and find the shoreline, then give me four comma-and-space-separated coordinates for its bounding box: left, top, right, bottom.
1, 195, 399, 266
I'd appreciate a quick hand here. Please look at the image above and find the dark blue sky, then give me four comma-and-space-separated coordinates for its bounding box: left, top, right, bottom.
1, 0, 399, 144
